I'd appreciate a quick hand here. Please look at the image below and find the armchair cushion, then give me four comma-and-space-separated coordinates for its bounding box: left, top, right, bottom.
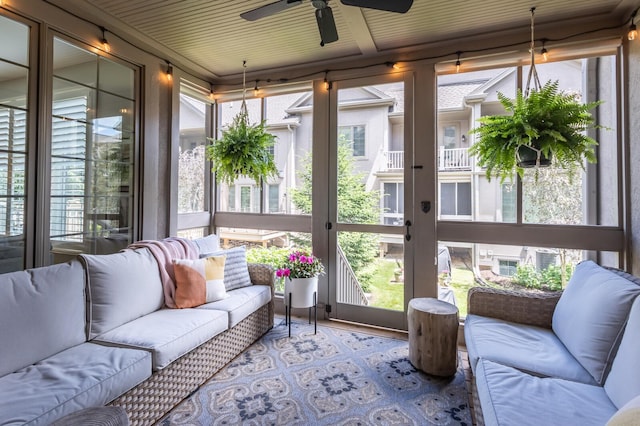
604, 296, 640, 408
465, 314, 596, 384
475, 358, 617, 426
552, 261, 640, 384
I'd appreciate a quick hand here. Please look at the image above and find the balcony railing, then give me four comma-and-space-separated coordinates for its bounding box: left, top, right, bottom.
381, 148, 471, 171
438, 147, 470, 170
384, 150, 404, 170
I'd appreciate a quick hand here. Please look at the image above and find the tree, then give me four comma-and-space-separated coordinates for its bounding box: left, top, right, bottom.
178, 145, 205, 213
291, 139, 379, 281
522, 166, 584, 287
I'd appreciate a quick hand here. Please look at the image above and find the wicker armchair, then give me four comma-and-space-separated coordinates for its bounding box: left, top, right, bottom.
465, 287, 562, 425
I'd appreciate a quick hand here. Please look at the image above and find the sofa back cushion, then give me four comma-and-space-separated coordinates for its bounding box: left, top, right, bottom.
552, 260, 640, 384
604, 296, 640, 408
194, 234, 220, 256
0, 260, 85, 377
81, 249, 164, 339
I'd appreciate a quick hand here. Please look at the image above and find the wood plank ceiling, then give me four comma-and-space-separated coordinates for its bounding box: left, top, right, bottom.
59, 0, 637, 81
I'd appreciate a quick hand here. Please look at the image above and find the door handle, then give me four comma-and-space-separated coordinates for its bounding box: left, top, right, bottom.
405, 220, 411, 241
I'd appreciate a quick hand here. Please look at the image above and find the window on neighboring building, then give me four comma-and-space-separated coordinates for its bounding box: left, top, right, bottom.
440, 182, 471, 216
498, 259, 518, 276
240, 186, 252, 212
227, 185, 235, 212
383, 182, 404, 225
339, 125, 365, 157
268, 184, 279, 213
502, 183, 516, 223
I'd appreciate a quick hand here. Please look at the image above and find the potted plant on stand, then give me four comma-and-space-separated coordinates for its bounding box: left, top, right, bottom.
277, 250, 325, 336
468, 8, 602, 183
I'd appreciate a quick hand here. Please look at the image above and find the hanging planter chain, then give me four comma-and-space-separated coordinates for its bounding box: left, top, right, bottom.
524, 7, 542, 97
520, 6, 544, 168
240, 60, 249, 120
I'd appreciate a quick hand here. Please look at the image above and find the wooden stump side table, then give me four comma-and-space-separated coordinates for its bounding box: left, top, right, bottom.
407, 297, 459, 376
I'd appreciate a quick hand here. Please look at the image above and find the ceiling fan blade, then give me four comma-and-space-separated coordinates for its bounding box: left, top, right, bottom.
340, 0, 413, 13
316, 6, 338, 45
241, 0, 303, 21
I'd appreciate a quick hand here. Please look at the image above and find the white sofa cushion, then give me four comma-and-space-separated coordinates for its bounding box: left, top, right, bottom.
0, 342, 150, 426
552, 260, 640, 384
81, 249, 165, 339
464, 314, 596, 384
604, 296, 640, 408
94, 308, 228, 370
194, 234, 220, 256
198, 284, 272, 327
0, 260, 85, 378
476, 358, 618, 426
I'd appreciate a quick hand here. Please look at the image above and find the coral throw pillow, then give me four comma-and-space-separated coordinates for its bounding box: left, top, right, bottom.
173, 255, 228, 308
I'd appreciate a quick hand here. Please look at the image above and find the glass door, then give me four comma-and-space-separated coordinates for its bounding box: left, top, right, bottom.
327, 73, 413, 330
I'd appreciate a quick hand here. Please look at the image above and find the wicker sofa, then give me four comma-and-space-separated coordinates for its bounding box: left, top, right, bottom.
464, 260, 640, 426
0, 240, 274, 426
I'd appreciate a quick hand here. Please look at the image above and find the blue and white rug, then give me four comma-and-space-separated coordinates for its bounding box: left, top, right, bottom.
160, 320, 471, 425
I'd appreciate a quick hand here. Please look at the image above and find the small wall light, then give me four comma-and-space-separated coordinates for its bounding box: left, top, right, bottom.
629, 19, 638, 41
165, 62, 173, 82
100, 27, 111, 53
541, 39, 548, 61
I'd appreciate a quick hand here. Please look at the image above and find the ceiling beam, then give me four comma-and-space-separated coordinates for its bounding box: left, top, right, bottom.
336, 3, 377, 55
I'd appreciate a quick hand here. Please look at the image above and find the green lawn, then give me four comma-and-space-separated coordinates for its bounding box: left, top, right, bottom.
366, 259, 404, 310
364, 261, 477, 317
448, 267, 476, 318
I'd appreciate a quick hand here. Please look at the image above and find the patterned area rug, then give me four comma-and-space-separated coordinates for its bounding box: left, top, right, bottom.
160, 320, 471, 425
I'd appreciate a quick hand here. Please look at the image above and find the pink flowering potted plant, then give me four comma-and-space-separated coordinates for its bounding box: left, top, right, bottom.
277, 250, 325, 308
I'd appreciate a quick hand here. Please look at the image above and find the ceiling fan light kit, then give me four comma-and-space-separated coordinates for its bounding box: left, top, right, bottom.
241, 0, 413, 45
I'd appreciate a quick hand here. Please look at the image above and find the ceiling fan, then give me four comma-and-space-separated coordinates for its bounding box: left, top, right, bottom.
241, 0, 413, 46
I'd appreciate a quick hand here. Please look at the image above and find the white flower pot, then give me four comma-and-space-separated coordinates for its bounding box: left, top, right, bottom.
284, 276, 318, 308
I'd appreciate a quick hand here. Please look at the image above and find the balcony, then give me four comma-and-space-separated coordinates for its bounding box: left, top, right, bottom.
381, 148, 471, 172
438, 147, 471, 170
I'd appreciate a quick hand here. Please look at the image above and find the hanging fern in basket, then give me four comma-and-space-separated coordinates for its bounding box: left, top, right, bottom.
206, 61, 278, 186
469, 8, 603, 183
206, 107, 278, 186
469, 80, 601, 183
